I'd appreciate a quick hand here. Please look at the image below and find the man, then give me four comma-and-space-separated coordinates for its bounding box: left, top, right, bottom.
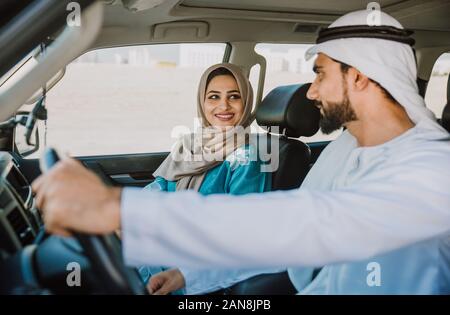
33, 10, 450, 293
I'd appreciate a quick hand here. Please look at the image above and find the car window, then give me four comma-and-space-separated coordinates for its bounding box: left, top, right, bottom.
19, 43, 227, 158
425, 52, 450, 119
255, 43, 342, 143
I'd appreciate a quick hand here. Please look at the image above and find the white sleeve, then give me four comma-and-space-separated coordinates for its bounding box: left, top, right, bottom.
121, 158, 450, 269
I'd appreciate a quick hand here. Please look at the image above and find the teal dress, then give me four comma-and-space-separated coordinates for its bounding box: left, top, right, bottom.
147, 144, 271, 196
139, 144, 283, 294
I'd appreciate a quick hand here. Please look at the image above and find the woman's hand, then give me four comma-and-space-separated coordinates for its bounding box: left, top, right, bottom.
147, 268, 186, 295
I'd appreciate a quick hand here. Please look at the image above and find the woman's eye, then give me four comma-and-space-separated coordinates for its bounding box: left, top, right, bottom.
208, 95, 219, 100
229, 94, 241, 100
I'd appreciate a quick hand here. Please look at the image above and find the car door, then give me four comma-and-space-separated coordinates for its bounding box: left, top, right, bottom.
14, 151, 169, 188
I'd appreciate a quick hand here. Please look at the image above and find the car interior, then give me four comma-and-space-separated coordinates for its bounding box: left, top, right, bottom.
0, 0, 449, 294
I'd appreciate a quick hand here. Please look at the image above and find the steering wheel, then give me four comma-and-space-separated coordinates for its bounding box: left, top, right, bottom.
41, 148, 147, 294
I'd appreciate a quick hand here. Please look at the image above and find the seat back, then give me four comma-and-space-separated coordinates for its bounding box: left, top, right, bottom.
256, 84, 320, 190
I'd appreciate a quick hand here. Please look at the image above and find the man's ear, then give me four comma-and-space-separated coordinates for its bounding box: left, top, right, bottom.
347, 68, 370, 91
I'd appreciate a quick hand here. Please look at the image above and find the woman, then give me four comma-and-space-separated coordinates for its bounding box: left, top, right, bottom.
141, 63, 283, 295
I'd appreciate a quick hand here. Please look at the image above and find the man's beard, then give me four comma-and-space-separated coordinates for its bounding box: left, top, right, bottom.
316, 89, 357, 134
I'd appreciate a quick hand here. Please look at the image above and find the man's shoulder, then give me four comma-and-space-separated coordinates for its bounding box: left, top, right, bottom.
386, 123, 450, 169
394, 122, 450, 153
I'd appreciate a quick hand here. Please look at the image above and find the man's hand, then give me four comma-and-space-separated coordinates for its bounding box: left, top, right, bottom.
32, 158, 122, 236
147, 269, 186, 295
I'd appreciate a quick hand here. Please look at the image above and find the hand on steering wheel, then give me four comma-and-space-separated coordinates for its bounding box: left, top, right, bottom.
40, 148, 147, 294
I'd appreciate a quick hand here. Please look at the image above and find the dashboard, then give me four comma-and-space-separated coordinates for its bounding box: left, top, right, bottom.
0, 152, 92, 294
0, 152, 41, 256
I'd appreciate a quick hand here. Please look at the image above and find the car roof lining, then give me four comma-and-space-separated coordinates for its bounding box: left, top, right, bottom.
84, 1, 450, 84
103, 0, 450, 30
93, 0, 450, 49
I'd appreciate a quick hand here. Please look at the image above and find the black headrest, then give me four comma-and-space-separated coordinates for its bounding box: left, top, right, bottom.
256, 83, 320, 138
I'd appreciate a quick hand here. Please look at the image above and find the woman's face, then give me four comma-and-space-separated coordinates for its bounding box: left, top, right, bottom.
203, 74, 245, 127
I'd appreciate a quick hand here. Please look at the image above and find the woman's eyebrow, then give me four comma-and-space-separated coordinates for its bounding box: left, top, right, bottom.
206, 90, 240, 94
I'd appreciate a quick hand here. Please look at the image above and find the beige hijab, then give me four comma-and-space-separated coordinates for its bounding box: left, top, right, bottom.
153, 63, 255, 191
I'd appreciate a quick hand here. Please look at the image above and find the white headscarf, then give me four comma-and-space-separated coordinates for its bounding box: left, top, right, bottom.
305, 10, 439, 126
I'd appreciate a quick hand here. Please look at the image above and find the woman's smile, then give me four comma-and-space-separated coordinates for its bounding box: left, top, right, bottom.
214, 112, 235, 121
